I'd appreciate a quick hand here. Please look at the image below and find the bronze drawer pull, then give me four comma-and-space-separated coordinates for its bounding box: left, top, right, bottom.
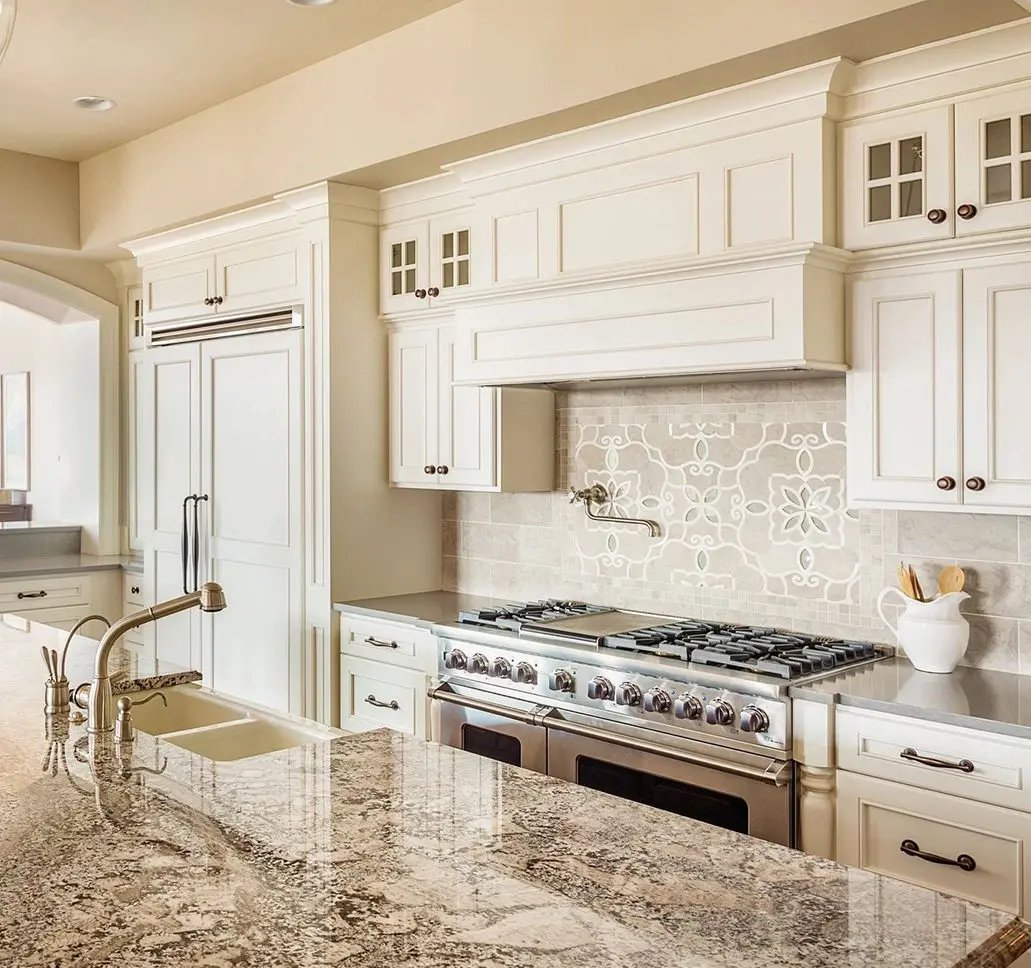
17, 590, 47, 600
900, 839, 976, 872
365, 694, 400, 711
900, 747, 974, 773
364, 636, 399, 650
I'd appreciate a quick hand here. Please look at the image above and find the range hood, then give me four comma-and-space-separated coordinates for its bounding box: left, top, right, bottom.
450, 243, 849, 387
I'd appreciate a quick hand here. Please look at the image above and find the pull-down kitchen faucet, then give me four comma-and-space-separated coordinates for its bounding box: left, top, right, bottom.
86, 582, 227, 734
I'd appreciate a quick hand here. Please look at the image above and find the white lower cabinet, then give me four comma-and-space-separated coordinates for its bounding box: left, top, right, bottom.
388, 322, 554, 491
848, 258, 1031, 512
837, 770, 1029, 917
338, 612, 436, 739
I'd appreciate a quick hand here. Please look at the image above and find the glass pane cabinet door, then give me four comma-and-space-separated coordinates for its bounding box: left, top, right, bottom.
380, 223, 429, 316
429, 213, 473, 306
841, 106, 952, 250
956, 88, 1031, 236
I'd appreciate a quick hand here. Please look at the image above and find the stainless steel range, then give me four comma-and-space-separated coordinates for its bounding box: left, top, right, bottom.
430, 600, 890, 848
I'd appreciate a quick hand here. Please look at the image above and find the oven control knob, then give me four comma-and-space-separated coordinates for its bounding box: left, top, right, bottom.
549, 669, 575, 693
704, 697, 735, 726
586, 677, 614, 701
512, 661, 537, 685
739, 704, 770, 734
467, 653, 489, 675
489, 657, 512, 679
615, 682, 642, 707
444, 649, 467, 671
642, 688, 672, 713
674, 694, 703, 720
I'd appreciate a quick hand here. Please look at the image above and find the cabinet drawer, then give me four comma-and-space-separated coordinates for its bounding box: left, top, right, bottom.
339, 614, 435, 672
0, 575, 90, 612
837, 770, 1029, 916
837, 707, 1031, 812
123, 574, 145, 606
340, 656, 427, 737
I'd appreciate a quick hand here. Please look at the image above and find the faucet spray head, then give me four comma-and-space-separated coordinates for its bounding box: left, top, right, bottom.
198, 582, 227, 613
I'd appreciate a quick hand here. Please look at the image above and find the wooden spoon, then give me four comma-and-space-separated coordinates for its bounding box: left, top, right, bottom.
897, 561, 917, 600
909, 565, 926, 603
938, 565, 966, 595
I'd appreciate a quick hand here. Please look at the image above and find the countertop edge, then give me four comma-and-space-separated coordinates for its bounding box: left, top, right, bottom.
954, 918, 1031, 968
113, 669, 203, 694
333, 601, 438, 629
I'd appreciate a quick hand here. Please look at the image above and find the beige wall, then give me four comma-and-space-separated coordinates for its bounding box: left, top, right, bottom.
78, 0, 951, 248
0, 250, 116, 303
0, 150, 78, 250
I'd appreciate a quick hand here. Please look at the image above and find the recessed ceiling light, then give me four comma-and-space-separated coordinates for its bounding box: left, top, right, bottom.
286, 0, 339, 6
74, 96, 117, 112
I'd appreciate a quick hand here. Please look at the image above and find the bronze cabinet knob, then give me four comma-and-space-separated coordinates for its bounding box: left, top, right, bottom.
423, 465, 436, 475
436, 465, 449, 475
214, 295, 224, 305
427, 286, 440, 297
965, 476, 987, 492
204, 297, 214, 306
957, 203, 978, 220
936, 476, 957, 491
927, 209, 947, 224
414, 288, 427, 299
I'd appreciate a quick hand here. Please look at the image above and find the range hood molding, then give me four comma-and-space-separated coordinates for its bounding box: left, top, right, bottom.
450, 243, 851, 387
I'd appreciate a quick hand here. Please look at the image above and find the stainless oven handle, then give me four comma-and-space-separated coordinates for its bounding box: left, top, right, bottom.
542, 712, 793, 787
428, 682, 544, 726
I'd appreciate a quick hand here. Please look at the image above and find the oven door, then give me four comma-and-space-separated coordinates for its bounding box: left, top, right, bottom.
545, 709, 794, 847
429, 680, 548, 774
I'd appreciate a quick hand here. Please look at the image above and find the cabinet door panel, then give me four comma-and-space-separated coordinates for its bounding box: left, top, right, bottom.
381, 223, 430, 316
215, 235, 304, 315
962, 261, 1031, 508
200, 330, 304, 714
955, 87, 1031, 236
438, 327, 495, 489
389, 327, 437, 486
138, 344, 202, 670
429, 212, 474, 307
841, 106, 953, 250
847, 272, 961, 506
143, 255, 216, 325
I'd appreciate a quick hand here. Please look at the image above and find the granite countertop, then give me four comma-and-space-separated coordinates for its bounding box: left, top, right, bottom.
335, 589, 497, 628
0, 553, 130, 579
792, 657, 1031, 742
2, 620, 1030, 966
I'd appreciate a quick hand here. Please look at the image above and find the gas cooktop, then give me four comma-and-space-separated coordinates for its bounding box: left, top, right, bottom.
457, 600, 885, 681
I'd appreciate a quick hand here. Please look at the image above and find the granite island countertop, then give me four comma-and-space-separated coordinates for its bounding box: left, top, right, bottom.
2, 622, 1030, 966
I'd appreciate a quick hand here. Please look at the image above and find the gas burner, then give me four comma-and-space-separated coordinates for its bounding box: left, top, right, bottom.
458, 600, 610, 632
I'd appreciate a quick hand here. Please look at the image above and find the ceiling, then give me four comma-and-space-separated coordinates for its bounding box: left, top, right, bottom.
0, 0, 464, 161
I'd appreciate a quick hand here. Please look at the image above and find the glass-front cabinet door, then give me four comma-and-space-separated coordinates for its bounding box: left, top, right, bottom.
380, 222, 430, 316
955, 87, 1031, 236
428, 212, 473, 307
841, 105, 953, 250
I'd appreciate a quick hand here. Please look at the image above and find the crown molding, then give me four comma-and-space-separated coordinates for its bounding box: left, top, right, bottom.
848, 228, 1031, 275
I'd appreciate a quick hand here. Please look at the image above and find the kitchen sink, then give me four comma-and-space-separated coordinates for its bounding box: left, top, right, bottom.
125, 684, 341, 761
128, 685, 246, 735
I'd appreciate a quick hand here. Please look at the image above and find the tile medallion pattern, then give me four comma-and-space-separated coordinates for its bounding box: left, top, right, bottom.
444, 379, 1031, 674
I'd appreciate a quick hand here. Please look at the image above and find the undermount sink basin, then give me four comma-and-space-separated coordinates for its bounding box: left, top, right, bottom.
128, 685, 245, 735
126, 685, 340, 762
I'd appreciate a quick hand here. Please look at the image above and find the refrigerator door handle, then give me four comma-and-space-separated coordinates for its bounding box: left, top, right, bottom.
181, 495, 197, 594
192, 495, 209, 592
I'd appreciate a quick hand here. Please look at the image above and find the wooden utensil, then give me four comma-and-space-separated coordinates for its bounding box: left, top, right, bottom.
938, 565, 966, 595
909, 565, 926, 603
897, 561, 917, 599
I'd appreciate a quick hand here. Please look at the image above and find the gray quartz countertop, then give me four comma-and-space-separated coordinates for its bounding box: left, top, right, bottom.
2, 620, 1030, 967
0, 553, 131, 579
335, 589, 497, 627
791, 657, 1031, 741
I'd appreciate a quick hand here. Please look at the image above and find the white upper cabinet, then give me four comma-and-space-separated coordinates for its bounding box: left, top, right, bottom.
140, 233, 306, 325
848, 259, 1031, 513
381, 222, 429, 316
954, 88, 1031, 237
388, 323, 553, 492
841, 106, 954, 250
848, 271, 962, 506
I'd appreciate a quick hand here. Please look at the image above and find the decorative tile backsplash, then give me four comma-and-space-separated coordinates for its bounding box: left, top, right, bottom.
442, 379, 1031, 675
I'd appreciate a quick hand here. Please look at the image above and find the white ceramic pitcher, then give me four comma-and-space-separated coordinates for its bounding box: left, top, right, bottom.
877, 588, 971, 674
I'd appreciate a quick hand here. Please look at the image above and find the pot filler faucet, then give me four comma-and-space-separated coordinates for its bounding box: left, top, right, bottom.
86, 582, 227, 734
